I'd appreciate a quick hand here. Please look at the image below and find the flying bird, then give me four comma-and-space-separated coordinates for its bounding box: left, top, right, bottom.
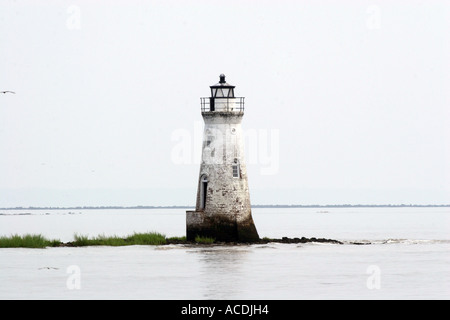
1, 91, 15, 94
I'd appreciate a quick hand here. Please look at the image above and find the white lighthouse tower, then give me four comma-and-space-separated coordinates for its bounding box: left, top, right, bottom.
186, 74, 259, 242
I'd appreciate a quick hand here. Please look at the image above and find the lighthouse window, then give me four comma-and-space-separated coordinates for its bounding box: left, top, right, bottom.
206, 135, 213, 147
232, 164, 240, 178
211, 87, 234, 98
222, 88, 229, 97
216, 89, 224, 97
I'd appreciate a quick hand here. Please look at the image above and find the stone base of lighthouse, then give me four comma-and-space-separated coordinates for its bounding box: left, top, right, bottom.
186, 210, 259, 242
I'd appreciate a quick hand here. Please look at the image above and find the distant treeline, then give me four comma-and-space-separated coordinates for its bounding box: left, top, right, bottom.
1, 204, 449, 210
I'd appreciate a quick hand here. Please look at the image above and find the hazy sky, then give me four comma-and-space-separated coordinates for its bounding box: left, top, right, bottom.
1, 0, 449, 207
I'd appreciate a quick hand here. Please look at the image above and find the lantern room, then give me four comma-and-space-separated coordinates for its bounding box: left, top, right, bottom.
200, 74, 244, 113
210, 74, 235, 98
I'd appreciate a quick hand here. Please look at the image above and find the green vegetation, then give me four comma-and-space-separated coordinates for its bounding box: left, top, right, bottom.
167, 236, 187, 242
72, 232, 167, 246
71, 233, 214, 246
0, 233, 343, 247
127, 232, 167, 245
0, 234, 61, 248
0, 232, 217, 248
194, 235, 215, 244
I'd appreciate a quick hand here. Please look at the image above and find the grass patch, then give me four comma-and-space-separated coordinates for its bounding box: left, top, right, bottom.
1, 232, 220, 248
72, 232, 167, 247
127, 232, 166, 245
194, 235, 215, 244
0, 234, 61, 248
167, 236, 186, 242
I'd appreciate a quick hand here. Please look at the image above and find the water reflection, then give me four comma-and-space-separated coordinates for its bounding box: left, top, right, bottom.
188, 246, 252, 299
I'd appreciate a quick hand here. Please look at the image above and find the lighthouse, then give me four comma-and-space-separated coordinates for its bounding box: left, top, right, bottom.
186, 74, 260, 242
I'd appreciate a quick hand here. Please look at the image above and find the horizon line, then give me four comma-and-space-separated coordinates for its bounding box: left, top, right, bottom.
1, 204, 449, 210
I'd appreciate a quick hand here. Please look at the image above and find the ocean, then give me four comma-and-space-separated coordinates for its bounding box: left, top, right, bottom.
0, 207, 448, 300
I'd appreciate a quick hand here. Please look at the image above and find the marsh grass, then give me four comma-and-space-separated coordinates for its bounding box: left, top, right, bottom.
1, 232, 218, 248
0, 234, 61, 248
166, 237, 186, 243
194, 235, 215, 244
127, 232, 166, 245
72, 232, 167, 246
167, 236, 186, 242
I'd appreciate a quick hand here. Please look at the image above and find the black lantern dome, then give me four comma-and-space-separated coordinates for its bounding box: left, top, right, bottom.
210, 74, 235, 98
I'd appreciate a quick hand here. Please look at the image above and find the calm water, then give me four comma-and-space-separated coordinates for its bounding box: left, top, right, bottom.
0, 207, 449, 299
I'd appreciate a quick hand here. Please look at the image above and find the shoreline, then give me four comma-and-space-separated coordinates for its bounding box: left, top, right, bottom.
0, 233, 345, 248
60, 236, 344, 247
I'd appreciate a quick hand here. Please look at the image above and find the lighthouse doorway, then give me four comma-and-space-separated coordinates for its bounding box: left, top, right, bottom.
200, 175, 208, 210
